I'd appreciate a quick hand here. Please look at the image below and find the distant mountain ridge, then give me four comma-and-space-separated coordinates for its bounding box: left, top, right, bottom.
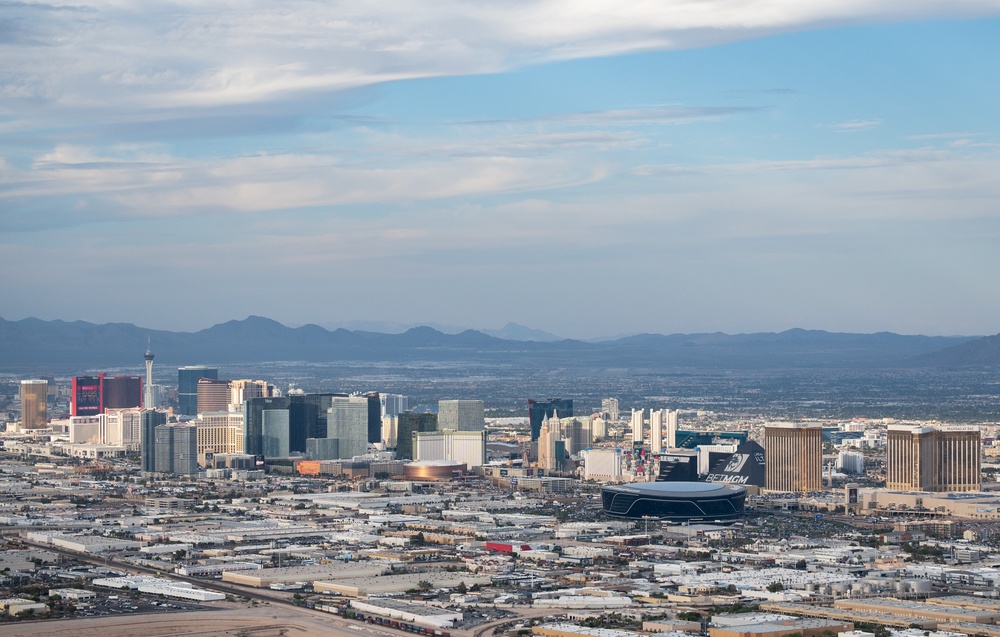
0, 315, 992, 371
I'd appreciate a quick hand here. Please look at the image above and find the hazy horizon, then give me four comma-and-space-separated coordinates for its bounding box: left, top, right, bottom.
0, 313, 988, 342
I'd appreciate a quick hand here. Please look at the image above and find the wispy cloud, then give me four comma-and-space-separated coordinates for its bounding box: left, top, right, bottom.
906, 131, 988, 140
824, 118, 881, 133
462, 106, 760, 127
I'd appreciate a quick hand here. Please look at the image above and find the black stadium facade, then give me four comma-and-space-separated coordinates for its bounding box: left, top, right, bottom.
601, 481, 747, 522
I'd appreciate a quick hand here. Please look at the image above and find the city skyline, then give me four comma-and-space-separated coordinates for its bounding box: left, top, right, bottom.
3, 3, 1000, 339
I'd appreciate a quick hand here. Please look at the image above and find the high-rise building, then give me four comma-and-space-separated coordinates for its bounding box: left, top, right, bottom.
665, 409, 679, 449
140, 410, 167, 472
382, 415, 399, 448
380, 394, 408, 419
528, 398, 573, 441
244, 396, 290, 457
154, 424, 198, 475
413, 430, 486, 468
395, 412, 438, 460
144, 340, 155, 409
630, 408, 644, 445
71, 373, 142, 415
306, 437, 340, 460
19, 379, 48, 429
537, 415, 565, 472
196, 411, 245, 464
837, 449, 866, 475
229, 379, 275, 412
178, 366, 218, 416
328, 396, 370, 459
650, 409, 664, 453
764, 422, 823, 493
591, 417, 607, 440
103, 375, 142, 410
71, 375, 103, 416
197, 378, 231, 414
261, 409, 291, 458
362, 392, 382, 444
886, 425, 981, 492
438, 400, 485, 432
292, 393, 342, 441
243, 394, 340, 457
104, 407, 143, 451
557, 416, 592, 456
601, 398, 619, 422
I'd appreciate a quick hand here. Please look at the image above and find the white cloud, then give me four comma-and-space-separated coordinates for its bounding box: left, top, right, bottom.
1, 143, 612, 217
3, 0, 1000, 116
824, 118, 882, 132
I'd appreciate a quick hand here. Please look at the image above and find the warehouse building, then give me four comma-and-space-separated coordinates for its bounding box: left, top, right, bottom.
351, 598, 462, 629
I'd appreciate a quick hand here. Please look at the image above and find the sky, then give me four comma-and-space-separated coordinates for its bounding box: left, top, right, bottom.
2, 1, 1000, 339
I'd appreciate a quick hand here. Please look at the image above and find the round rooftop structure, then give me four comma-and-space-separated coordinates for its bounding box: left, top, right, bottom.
403, 460, 467, 481
601, 481, 746, 523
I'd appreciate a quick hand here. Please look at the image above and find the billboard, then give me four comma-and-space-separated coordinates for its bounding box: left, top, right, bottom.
72, 376, 103, 416
704, 440, 766, 487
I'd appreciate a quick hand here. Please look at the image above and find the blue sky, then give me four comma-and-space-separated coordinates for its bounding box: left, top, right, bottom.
2, 2, 1000, 338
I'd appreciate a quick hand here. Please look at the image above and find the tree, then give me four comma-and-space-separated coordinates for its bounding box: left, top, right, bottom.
766, 582, 784, 593
417, 580, 433, 592
456, 581, 468, 595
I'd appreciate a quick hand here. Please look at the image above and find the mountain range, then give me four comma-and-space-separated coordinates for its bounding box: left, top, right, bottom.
0, 315, 995, 371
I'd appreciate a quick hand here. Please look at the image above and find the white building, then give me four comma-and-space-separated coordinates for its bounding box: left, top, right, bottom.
665, 409, 678, 448
68, 409, 143, 451
93, 576, 225, 602
105, 407, 143, 451
650, 410, 664, 454
631, 409, 644, 445
414, 429, 486, 467
837, 449, 866, 475
583, 449, 623, 483
699, 443, 738, 475
69, 416, 102, 444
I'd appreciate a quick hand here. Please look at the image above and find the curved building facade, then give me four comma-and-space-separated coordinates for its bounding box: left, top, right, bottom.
403, 460, 466, 481
601, 482, 746, 522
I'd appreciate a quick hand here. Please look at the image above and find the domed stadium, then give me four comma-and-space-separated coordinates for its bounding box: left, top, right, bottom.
601, 481, 746, 522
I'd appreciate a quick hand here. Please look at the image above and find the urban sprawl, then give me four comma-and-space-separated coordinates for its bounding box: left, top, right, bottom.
2, 347, 1000, 637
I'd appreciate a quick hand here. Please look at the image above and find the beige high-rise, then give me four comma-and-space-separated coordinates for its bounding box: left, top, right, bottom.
196, 411, 246, 464
19, 379, 48, 429
764, 422, 823, 493
197, 378, 231, 415
886, 425, 980, 492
